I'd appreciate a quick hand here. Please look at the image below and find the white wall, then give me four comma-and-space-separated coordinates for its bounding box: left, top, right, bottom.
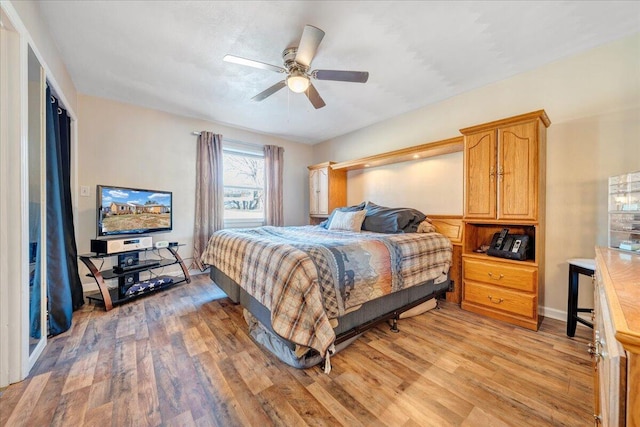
347, 152, 463, 215
312, 33, 640, 318
77, 95, 313, 286
546, 108, 640, 314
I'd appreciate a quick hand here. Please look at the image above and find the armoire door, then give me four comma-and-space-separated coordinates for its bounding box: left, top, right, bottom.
464, 130, 496, 219
497, 121, 538, 221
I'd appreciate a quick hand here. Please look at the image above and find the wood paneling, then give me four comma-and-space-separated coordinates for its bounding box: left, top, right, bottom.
0, 274, 594, 426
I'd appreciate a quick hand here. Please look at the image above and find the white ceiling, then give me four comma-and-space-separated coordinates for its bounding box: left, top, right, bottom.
37, 1, 640, 144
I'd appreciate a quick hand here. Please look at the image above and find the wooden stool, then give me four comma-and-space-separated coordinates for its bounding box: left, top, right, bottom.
567, 258, 595, 337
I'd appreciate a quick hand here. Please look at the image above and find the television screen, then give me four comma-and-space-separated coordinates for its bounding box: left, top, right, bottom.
97, 185, 172, 237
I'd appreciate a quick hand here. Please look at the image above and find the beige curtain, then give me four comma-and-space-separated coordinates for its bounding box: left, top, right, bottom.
192, 132, 224, 270
264, 145, 284, 226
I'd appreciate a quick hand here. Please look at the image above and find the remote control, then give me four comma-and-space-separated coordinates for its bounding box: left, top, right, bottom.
512, 239, 522, 253
494, 228, 509, 249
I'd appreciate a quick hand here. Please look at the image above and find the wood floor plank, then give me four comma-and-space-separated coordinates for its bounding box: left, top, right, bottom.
461, 406, 511, 427
49, 387, 89, 427
192, 351, 255, 427
334, 369, 409, 426
231, 350, 274, 394
165, 410, 196, 427
183, 326, 209, 357
267, 368, 341, 427
3, 372, 50, 427
28, 365, 72, 426
112, 394, 139, 427
151, 337, 193, 422
83, 402, 113, 427
86, 379, 112, 410
0, 376, 29, 426
61, 350, 99, 394
257, 384, 311, 426
110, 338, 137, 398
0, 274, 594, 426
305, 381, 364, 427
135, 338, 162, 426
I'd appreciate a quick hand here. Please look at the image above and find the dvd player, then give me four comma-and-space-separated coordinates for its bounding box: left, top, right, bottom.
113, 260, 160, 274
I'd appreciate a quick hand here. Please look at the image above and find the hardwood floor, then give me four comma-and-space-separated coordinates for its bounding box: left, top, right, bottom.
0, 274, 594, 426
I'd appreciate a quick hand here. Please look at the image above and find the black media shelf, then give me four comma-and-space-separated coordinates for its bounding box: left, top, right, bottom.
79, 244, 191, 311
85, 276, 188, 307
100, 259, 176, 279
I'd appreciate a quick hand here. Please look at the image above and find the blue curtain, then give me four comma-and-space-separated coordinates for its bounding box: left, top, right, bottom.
43, 86, 84, 336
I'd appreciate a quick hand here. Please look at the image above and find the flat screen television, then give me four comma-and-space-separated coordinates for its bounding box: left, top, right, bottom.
97, 185, 172, 237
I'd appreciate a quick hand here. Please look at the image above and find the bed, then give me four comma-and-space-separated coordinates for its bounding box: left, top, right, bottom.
201, 207, 454, 371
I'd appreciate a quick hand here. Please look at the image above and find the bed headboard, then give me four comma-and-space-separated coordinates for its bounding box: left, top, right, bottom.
428, 215, 463, 245
428, 215, 463, 304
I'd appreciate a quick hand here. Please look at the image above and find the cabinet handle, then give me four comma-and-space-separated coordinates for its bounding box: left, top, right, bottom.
591, 309, 595, 322
487, 295, 503, 304
497, 166, 504, 180
487, 272, 504, 280
489, 166, 495, 179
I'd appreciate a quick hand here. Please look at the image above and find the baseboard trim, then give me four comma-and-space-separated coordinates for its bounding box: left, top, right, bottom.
540, 306, 566, 322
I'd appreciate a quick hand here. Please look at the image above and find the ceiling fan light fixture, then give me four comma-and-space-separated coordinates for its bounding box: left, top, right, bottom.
287, 71, 310, 93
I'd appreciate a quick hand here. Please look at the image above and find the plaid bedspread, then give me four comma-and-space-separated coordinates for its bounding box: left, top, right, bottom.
201, 226, 452, 357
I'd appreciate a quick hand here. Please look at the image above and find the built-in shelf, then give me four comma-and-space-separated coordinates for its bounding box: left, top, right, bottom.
331, 136, 463, 171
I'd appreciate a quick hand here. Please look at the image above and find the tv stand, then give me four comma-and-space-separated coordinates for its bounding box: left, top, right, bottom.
79, 244, 191, 310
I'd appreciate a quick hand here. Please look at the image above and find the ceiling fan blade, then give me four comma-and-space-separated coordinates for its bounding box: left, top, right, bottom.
305, 83, 326, 109
295, 25, 325, 68
251, 81, 287, 102
223, 55, 285, 73
313, 70, 369, 83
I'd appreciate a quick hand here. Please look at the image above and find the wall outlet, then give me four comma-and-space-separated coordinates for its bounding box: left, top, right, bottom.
80, 186, 90, 197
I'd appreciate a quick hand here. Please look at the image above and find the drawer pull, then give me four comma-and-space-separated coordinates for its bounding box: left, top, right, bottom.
487, 272, 504, 280
487, 295, 503, 304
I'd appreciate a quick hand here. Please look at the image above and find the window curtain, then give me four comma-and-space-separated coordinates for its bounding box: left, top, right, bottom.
35, 87, 84, 337
264, 145, 284, 226
192, 132, 224, 271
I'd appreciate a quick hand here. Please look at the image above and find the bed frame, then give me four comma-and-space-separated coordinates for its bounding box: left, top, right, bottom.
209, 217, 461, 367
211, 265, 452, 346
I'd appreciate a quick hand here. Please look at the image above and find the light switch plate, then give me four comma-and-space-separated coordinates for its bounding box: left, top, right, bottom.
80, 186, 90, 197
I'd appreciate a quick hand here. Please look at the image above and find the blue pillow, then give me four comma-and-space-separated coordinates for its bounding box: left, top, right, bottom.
362, 202, 426, 233
320, 202, 366, 228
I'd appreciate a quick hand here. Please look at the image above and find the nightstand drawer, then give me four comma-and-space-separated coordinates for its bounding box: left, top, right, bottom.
463, 258, 537, 292
464, 281, 536, 318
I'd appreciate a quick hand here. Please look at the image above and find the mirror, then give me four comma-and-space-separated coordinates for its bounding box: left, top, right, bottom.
28, 45, 45, 355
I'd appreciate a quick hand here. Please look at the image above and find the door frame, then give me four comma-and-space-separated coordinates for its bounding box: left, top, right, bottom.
0, 2, 79, 387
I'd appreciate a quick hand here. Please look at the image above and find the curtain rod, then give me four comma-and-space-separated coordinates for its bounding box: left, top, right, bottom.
191, 132, 263, 150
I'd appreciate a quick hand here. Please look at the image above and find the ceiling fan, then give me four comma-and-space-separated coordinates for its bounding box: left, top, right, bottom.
223, 25, 369, 109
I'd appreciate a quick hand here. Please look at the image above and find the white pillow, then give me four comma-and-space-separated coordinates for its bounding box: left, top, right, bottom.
327, 209, 366, 232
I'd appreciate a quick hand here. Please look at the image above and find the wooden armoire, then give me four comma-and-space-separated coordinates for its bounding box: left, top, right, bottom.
460, 110, 550, 331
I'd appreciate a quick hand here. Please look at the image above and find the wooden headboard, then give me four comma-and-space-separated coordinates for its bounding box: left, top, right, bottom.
427, 215, 463, 304
428, 215, 463, 245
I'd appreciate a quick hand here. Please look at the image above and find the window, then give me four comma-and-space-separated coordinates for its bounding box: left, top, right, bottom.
223, 147, 265, 227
